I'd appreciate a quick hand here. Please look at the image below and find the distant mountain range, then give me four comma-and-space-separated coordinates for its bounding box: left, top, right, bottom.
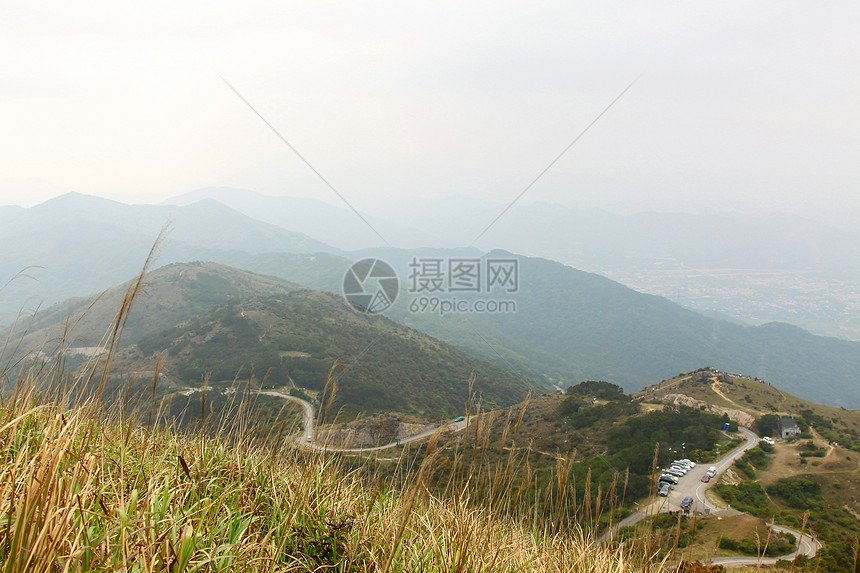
164, 187, 440, 250
0, 192, 339, 325
162, 188, 860, 340
163, 187, 860, 274
5, 192, 860, 408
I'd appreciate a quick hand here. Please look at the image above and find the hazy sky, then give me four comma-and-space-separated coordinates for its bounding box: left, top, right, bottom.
2, 1, 859, 219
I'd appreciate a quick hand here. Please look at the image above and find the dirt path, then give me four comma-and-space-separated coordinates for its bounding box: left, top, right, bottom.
711, 381, 757, 415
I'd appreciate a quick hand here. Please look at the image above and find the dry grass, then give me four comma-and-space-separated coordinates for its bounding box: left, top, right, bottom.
0, 245, 673, 572
0, 361, 678, 572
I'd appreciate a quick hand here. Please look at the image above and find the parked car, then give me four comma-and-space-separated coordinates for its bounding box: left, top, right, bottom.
680, 496, 694, 510
658, 484, 671, 497
669, 465, 688, 474
659, 474, 679, 484
680, 459, 696, 467
665, 468, 684, 477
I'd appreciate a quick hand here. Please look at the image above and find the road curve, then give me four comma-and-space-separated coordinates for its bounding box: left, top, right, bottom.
257, 391, 315, 443
708, 524, 821, 568
311, 418, 469, 453
258, 390, 468, 453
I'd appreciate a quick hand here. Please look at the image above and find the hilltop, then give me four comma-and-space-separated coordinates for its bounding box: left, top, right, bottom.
125, 289, 534, 419
637, 368, 860, 450
634, 369, 860, 570
9, 262, 303, 353
10, 262, 537, 420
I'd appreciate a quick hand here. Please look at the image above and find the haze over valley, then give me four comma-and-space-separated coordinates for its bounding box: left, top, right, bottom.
3, 2, 860, 570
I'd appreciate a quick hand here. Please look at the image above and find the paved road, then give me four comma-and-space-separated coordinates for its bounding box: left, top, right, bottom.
312, 418, 470, 453
263, 390, 821, 565
600, 426, 759, 542
708, 524, 822, 568
257, 391, 316, 443
258, 390, 468, 452
686, 427, 759, 512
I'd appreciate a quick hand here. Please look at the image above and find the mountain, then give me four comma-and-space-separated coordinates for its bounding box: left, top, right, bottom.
10, 262, 304, 353
162, 190, 860, 340
449, 252, 860, 407
129, 289, 532, 419
0, 193, 340, 327
7, 193, 860, 408
164, 187, 441, 249
326, 249, 860, 408
11, 261, 535, 419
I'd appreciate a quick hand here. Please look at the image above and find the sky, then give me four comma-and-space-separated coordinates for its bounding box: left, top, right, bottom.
2, 1, 859, 220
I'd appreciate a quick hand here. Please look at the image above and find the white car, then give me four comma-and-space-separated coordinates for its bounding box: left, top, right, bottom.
669, 465, 688, 474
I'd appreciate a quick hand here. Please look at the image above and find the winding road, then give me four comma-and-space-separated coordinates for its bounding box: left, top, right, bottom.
599, 426, 821, 567
708, 524, 821, 568
258, 390, 468, 453
259, 389, 820, 566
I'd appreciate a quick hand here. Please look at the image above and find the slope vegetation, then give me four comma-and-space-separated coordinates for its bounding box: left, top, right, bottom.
129, 289, 534, 419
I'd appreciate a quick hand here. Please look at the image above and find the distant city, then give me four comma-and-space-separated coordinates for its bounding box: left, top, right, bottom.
599, 266, 860, 341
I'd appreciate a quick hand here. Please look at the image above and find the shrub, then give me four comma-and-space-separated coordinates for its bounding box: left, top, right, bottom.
767, 476, 822, 509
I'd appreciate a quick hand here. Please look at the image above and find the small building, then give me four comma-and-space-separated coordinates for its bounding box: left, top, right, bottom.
777, 417, 801, 440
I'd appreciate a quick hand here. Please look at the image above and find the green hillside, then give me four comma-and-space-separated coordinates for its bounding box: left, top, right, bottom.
129, 289, 535, 419
374, 251, 860, 408
8, 262, 303, 353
